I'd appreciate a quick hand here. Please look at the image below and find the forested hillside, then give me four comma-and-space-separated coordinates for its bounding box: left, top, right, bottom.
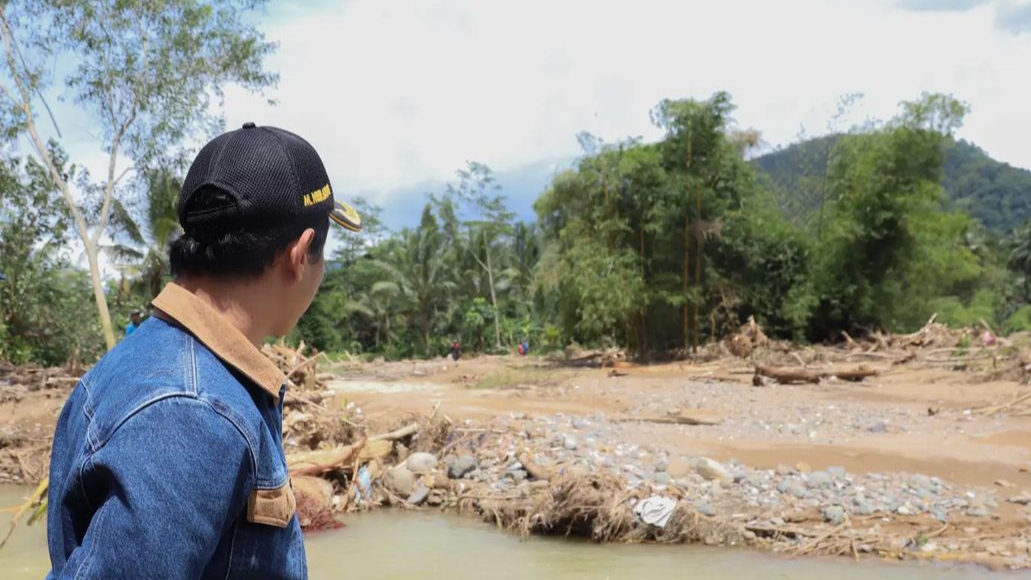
754, 136, 1031, 234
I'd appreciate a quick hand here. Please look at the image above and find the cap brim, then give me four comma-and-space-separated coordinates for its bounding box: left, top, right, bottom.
330, 200, 362, 232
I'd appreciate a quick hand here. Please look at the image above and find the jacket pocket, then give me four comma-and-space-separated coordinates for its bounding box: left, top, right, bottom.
246, 482, 296, 528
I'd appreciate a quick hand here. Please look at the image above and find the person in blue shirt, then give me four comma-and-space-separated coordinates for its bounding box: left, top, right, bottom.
45, 123, 362, 580
124, 310, 142, 337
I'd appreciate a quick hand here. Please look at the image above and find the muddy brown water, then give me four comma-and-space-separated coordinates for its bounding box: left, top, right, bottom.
0, 486, 1001, 579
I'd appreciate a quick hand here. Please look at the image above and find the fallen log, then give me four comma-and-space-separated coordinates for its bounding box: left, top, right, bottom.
615, 412, 723, 426
754, 365, 879, 385
288, 439, 367, 476
369, 422, 419, 442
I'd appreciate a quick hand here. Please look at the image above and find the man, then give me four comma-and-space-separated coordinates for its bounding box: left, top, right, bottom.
124, 310, 142, 337
45, 122, 361, 580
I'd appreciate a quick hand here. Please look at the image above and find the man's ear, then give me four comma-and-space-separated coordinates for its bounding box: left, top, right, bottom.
286, 228, 317, 280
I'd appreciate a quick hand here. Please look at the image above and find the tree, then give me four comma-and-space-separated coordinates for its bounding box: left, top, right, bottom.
445, 162, 514, 350
809, 93, 979, 334
107, 170, 183, 303
0, 0, 277, 349
0, 154, 102, 364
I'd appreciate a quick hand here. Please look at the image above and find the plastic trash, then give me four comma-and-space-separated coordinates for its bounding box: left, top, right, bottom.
355, 465, 373, 503
633, 496, 677, 528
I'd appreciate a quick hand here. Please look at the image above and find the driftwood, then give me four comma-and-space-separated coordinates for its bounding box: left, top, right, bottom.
288, 439, 367, 476
754, 365, 879, 385
616, 412, 723, 426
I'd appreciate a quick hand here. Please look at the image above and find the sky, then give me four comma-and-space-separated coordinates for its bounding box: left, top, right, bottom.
35, 0, 1031, 233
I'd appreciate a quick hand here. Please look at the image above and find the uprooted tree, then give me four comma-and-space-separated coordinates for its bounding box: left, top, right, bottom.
0, 0, 277, 350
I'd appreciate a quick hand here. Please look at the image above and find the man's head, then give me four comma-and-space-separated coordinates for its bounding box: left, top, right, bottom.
169, 123, 361, 337
130, 310, 142, 325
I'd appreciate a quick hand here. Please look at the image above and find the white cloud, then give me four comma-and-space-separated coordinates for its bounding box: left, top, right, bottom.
198, 0, 1031, 215
34, 0, 1029, 234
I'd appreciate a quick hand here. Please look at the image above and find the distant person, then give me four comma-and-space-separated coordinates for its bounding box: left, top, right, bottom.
451, 340, 462, 362
45, 122, 362, 580
124, 310, 143, 337
519, 339, 529, 356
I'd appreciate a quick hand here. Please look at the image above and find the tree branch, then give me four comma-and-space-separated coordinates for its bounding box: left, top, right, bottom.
92, 108, 136, 246
0, 8, 90, 246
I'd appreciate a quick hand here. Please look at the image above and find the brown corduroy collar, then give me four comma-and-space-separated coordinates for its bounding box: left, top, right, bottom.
151, 282, 285, 400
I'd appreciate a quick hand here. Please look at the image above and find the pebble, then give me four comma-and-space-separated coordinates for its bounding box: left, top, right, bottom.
696, 458, 731, 481
868, 421, 888, 433
827, 466, 847, 479
966, 506, 990, 518
564, 436, 579, 451
822, 505, 846, 525
405, 452, 438, 474
777, 480, 807, 499
806, 471, 832, 488
654, 472, 673, 486
406, 485, 431, 506
696, 502, 717, 517
385, 465, 415, 496
776, 464, 795, 476
853, 498, 874, 516
655, 459, 669, 473
1008, 495, 1031, 506
896, 505, 914, 516
448, 455, 478, 479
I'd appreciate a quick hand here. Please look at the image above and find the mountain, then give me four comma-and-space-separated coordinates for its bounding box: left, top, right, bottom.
752, 136, 1031, 234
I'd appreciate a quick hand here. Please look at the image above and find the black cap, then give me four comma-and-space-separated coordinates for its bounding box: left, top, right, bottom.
179, 123, 361, 234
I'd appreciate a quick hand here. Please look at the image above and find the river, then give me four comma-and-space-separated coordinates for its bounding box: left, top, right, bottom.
0, 486, 999, 579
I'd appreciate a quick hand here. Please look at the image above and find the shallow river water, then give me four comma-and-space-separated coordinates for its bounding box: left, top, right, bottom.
0, 485, 1001, 579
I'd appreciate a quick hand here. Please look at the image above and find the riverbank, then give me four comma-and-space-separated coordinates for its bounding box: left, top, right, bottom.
2, 328, 1030, 571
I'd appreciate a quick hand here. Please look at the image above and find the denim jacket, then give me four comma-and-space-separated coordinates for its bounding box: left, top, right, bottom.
46, 283, 307, 579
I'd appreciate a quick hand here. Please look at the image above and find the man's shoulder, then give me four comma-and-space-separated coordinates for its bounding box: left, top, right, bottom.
80, 318, 269, 450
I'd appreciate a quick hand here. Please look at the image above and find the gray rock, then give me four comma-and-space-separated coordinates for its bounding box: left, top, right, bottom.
966, 506, 990, 518
1008, 495, 1031, 506
806, 471, 832, 488
853, 498, 874, 516
776, 464, 795, 476
696, 458, 731, 481
572, 418, 589, 430
822, 505, 846, 525
827, 466, 847, 479
654, 472, 673, 486
777, 480, 808, 499
406, 485, 431, 506
385, 465, 415, 496
564, 436, 579, 451
868, 421, 888, 433
405, 452, 438, 474
770, 516, 786, 526
931, 507, 948, 522
896, 504, 915, 516
448, 455, 478, 479
508, 469, 528, 483
696, 502, 717, 517
655, 459, 669, 473
910, 474, 933, 491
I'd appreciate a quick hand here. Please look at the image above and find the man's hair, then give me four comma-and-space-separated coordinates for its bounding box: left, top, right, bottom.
169, 213, 329, 279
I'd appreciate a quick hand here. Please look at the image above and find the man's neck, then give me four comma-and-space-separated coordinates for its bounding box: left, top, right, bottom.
173, 277, 276, 347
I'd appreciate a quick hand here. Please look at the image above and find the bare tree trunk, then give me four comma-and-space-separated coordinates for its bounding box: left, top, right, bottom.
0, 9, 126, 351
486, 248, 501, 350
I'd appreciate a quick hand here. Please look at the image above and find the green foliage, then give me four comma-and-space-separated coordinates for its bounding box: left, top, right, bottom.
808, 94, 983, 335
756, 137, 1031, 235
0, 155, 104, 364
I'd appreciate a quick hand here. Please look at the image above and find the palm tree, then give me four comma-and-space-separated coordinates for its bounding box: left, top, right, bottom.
376, 207, 457, 355
108, 171, 182, 302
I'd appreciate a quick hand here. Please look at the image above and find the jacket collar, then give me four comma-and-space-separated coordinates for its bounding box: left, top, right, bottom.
151, 282, 285, 400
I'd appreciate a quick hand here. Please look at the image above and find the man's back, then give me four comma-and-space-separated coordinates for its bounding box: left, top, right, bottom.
46, 293, 307, 579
